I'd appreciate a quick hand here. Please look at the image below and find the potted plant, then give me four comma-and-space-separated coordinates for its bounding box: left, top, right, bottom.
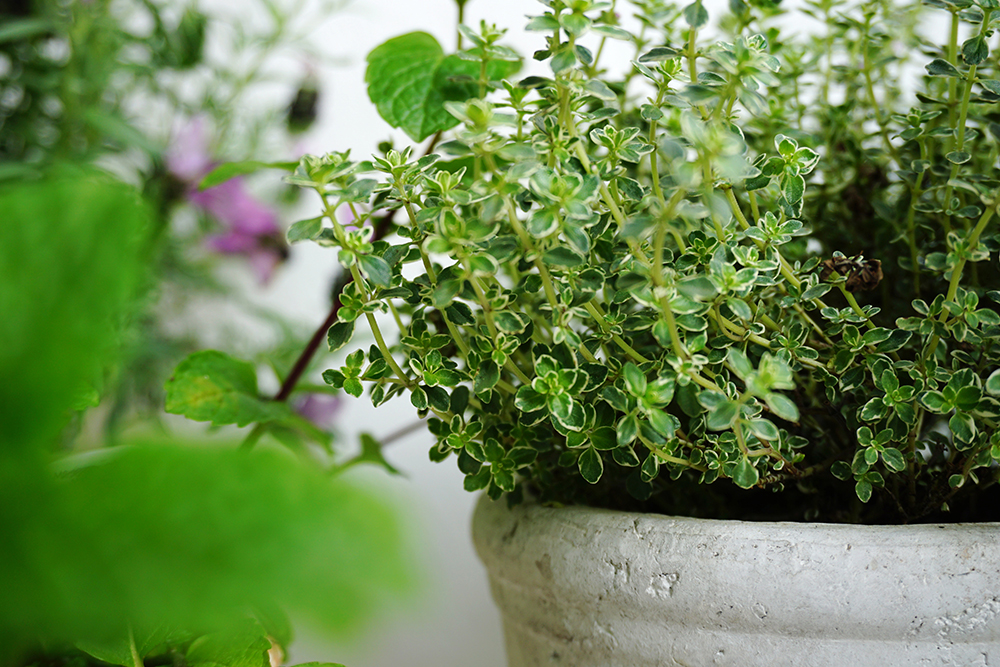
174, 0, 1000, 662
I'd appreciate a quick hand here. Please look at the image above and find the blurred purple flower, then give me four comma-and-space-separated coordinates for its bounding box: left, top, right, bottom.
293, 393, 343, 431
166, 117, 288, 284
165, 116, 212, 182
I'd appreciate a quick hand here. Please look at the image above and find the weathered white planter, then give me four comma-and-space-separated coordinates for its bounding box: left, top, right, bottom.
472, 495, 1000, 667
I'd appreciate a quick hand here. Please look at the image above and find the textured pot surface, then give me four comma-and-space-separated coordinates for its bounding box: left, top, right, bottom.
472, 495, 1000, 667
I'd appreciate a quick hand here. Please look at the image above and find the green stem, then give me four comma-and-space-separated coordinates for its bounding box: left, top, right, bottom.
906, 167, 925, 295
947, 10, 960, 134
821, 2, 833, 106
753, 308, 780, 333
712, 81, 739, 121
653, 188, 686, 270
926, 202, 997, 358
859, 11, 900, 167
479, 57, 488, 99
564, 110, 663, 265
600, 179, 629, 231
647, 186, 690, 361
239, 424, 265, 451
664, 188, 689, 250
699, 153, 726, 239
578, 343, 600, 364
687, 23, 699, 87
558, 59, 574, 130
399, 202, 472, 360
504, 196, 561, 310
724, 188, 806, 292
571, 142, 655, 271
793, 301, 834, 345
495, 377, 518, 394
350, 265, 413, 386
388, 300, 407, 333
660, 306, 688, 359
128, 627, 144, 667
725, 188, 835, 339
583, 301, 650, 364
733, 419, 750, 456
712, 310, 826, 370
941, 64, 978, 226
944, 202, 996, 305
941, 10, 991, 229
710, 308, 767, 347
588, 34, 609, 77
461, 258, 533, 386
907, 407, 923, 507
562, 71, 712, 387
862, 48, 901, 166
462, 264, 499, 340
586, 0, 615, 75
649, 443, 707, 471
748, 189, 761, 223
838, 284, 877, 331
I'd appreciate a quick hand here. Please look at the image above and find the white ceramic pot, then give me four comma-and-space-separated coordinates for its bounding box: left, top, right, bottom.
472, 495, 1000, 667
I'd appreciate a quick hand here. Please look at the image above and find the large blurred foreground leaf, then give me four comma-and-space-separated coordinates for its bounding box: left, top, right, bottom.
0, 166, 150, 448
0, 443, 414, 658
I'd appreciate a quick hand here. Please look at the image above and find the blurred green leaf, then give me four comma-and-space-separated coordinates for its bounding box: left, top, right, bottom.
199, 161, 298, 191
0, 443, 414, 650
186, 617, 270, 667
164, 351, 291, 427
926, 58, 962, 77
986, 369, 1000, 396
287, 216, 324, 243
683, 1, 709, 28
0, 166, 150, 449
81, 109, 159, 154
77, 624, 170, 667
0, 18, 56, 44
353, 433, 403, 476
358, 254, 392, 287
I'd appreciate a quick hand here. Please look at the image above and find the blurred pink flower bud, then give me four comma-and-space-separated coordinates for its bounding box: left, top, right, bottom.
166, 117, 288, 284
293, 393, 343, 431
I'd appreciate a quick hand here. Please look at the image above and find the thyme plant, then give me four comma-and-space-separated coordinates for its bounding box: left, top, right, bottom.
183, 0, 1000, 523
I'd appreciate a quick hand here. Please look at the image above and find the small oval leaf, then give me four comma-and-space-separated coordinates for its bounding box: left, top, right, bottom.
327, 320, 355, 353
578, 446, 604, 484
732, 457, 759, 489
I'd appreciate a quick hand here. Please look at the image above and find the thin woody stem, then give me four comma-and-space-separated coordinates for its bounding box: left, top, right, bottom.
239, 132, 441, 449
